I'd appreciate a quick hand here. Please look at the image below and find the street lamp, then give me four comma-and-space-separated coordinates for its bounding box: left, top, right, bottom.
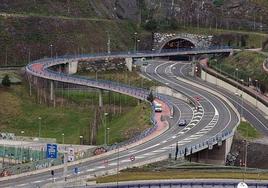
137, 39, 140, 52
79, 135, 83, 145
134, 32, 138, 53
104, 112, 109, 145
50, 44, 53, 58
255, 79, 258, 107
241, 79, 244, 120
20, 130, 24, 162
62, 133, 65, 145
107, 128, 110, 145
243, 139, 249, 181
38, 117, 42, 139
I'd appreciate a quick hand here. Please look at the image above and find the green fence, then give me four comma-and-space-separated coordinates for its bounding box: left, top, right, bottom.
0, 145, 47, 163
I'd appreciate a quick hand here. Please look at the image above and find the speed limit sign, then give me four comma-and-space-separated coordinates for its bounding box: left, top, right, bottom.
130, 155, 135, 161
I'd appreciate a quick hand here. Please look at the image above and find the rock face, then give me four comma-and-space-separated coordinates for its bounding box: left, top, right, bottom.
0, 0, 268, 66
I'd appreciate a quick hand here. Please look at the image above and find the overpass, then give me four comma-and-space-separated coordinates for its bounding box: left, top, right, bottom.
0, 46, 239, 187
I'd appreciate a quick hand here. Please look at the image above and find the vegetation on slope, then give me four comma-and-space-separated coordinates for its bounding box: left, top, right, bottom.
0, 73, 152, 145
209, 51, 268, 93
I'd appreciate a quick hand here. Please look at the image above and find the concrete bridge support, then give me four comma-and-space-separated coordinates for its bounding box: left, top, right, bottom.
125, 58, 133, 72
99, 89, 103, 108
187, 136, 233, 165
50, 80, 54, 101
67, 61, 78, 74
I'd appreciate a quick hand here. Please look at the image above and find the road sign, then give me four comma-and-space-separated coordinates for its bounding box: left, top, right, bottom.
74, 167, 79, 175
46, 144, 58, 159
237, 182, 248, 188
130, 155, 135, 161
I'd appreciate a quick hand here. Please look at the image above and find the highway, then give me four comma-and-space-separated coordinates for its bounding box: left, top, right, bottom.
0, 56, 239, 187
175, 62, 268, 136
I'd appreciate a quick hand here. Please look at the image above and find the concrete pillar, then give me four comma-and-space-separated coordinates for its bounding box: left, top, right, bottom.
50, 80, 54, 101
125, 58, 133, 72
67, 61, 78, 74
99, 89, 103, 108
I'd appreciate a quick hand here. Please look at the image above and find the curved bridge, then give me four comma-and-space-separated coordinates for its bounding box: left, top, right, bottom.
0, 47, 239, 187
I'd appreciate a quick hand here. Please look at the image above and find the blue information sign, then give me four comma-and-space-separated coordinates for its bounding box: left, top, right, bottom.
46, 144, 58, 159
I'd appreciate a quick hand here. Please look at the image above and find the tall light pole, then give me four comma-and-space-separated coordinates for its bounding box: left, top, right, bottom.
62, 133, 65, 145
104, 112, 108, 145
134, 32, 138, 53
107, 127, 110, 145
50, 44, 53, 58
106, 31, 111, 54
38, 117, 42, 140
79, 135, 83, 145
20, 130, 24, 162
241, 79, 244, 120
137, 39, 140, 52
255, 79, 258, 107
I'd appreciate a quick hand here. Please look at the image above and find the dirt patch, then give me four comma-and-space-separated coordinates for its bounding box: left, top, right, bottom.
228, 136, 268, 169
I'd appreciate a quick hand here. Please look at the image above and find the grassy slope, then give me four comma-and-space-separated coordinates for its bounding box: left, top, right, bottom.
96, 171, 268, 183
0, 85, 92, 144
0, 81, 152, 145
210, 51, 268, 87
237, 121, 261, 139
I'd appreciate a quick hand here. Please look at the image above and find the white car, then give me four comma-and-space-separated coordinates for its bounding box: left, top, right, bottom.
178, 119, 187, 126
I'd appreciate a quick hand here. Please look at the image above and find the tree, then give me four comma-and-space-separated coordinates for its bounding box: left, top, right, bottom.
1, 74, 11, 87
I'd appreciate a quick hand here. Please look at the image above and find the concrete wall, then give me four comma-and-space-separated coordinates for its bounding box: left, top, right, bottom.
68, 61, 78, 74
155, 86, 188, 102
201, 70, 268, 117
125, 57, 133, 72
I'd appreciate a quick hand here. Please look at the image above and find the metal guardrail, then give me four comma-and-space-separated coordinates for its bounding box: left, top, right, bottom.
90, 181, 268, 188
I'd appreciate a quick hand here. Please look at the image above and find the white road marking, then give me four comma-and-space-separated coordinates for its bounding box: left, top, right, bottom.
86, 168, 95, 172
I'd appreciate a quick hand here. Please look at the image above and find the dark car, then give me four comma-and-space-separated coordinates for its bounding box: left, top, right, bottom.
178, 119, 187, 126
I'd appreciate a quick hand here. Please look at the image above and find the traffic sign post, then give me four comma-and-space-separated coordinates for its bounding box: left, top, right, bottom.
46, 144, 58, 159
73, 167, 80, 175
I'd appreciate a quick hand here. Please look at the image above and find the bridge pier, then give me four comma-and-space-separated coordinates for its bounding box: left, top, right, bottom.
99, 89, 103, 108
49, 80, 56, 107
50, 80, 54, 101
187, 136, 233, 165
125, 58, 133, 72
66, 61, 78, 74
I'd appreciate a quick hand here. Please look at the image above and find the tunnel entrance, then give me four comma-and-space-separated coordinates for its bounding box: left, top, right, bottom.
161, 38, 195, 61
161, 38, 195, 51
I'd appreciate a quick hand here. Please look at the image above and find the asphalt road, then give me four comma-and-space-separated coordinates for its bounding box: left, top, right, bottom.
0, 60, 239, 187
176, 62, 268, 136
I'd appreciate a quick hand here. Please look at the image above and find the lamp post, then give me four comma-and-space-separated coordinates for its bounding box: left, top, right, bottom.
38, 117, 42, 140
107, 128, 110, 145
62, 133, 65, 145
20, 130, 24, 163
241, 79, 244, 120
255, 79, 258, 107
104, 112, 109, 145
134, 32, 138, 53
50, 44, 53, 58
137, 39, 140, 52
79, 135, 83, 145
